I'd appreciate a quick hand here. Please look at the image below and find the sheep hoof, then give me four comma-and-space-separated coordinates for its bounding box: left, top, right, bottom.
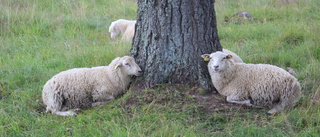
69, 108, 81, 117
266, 112, 277, 116
68, 111, 78, 117
242, 105, 253, 109
72, 108, 81, 112
249, 99, 254, 104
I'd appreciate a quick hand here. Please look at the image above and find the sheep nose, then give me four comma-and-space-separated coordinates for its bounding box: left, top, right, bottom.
214, 66, 219, 69
135, 70, 143, 76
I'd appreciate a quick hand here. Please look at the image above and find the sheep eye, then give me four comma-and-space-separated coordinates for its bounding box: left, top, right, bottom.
125, 63, 130, 66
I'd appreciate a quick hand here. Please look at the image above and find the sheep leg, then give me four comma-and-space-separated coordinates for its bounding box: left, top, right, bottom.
45, 92, 80, 116
50, 108, 81, 117
267, 105, 284, 116
226, 96, 253, 106
92, 96, 115, 107
53, 110, 78, 117
250, 104, 265, 109
267, 81, 300, 115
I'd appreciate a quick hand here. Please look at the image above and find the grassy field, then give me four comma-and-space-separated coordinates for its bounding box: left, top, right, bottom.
1, 0, 319, 136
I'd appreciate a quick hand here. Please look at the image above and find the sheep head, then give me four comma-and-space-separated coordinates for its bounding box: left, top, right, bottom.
202, 52, 233, 73
114, 56, 142, 76
109, 22, 120, 40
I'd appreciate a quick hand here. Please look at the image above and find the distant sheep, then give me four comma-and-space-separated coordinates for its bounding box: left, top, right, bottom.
201, 51, 301, 115
234, 12, 253, 19
42, 56, 142, 116
109, 19, 136, 42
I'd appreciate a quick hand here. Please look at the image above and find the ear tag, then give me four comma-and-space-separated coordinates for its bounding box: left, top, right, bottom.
114, 65, 119, 69
227, 55, 232, 59
109, 28, 113, 32
203, 55, 210, 61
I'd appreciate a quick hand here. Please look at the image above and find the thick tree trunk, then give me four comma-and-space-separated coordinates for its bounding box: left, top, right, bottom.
131, 0, 221, 92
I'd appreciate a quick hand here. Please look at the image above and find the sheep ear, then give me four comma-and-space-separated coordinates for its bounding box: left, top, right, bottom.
109, 23, 117, 32
201, 54, 211, 61
114, 62, 122, 69
109, 24, 114, 32
226, 54, 232, 59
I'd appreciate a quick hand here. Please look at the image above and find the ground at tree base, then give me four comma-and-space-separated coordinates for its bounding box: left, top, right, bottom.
122, 84, 268, 116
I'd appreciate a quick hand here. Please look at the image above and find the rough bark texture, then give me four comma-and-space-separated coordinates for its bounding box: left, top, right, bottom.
131, 0, 221, 92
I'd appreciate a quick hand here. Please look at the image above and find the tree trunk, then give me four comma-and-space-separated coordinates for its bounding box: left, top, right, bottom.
131, 0, 221, 92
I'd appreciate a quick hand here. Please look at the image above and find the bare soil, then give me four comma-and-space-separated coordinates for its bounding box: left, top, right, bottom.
122, 84, 263, 115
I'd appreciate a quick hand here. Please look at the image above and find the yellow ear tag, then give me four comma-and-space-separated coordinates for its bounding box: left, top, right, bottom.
114, 65, 119, 69
109, 28, 113, 32
204, 55, 210, 61
227, 55, 232, 59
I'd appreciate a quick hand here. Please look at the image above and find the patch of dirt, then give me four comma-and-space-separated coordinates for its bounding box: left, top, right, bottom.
192, 92, 249, 114
34, 99, 47, 116
122, 84, 261, 115
311, 86, 320, 104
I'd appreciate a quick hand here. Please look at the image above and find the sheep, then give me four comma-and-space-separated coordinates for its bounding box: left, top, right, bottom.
234, 12, 253, 19
42, 56, 142, 116
201, 51, 301, 115
109, 19, 136, 42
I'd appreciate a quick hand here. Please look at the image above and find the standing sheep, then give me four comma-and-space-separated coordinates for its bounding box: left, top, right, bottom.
201, 51, 301, 115
109, 19, 136, 42
42, 56, 142, 116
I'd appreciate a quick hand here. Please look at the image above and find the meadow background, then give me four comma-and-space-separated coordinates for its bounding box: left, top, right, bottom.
0, 0, 319, 136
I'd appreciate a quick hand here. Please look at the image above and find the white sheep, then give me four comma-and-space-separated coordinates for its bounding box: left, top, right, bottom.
42, 56, 142, 116
201, 51, 301, 115
109, 19, 136, 42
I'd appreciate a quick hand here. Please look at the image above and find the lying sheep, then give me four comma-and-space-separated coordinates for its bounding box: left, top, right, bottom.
109, 19, 136, 42
201, 51, 301, 115
42, 56, 142, 116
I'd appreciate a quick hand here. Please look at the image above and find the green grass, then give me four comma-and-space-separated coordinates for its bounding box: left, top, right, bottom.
1, 0, 319, 136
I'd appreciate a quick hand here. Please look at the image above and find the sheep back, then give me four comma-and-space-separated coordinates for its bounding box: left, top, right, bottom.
42, 57, 131, 110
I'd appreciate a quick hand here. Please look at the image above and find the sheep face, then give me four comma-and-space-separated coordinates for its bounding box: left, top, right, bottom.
115, 56, 142, 76
203, 52, 233, 73
110, 31, 120, 40
109, 22, 120, 39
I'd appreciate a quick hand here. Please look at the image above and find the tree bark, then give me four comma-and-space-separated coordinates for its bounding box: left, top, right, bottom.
131, 0, 221, 92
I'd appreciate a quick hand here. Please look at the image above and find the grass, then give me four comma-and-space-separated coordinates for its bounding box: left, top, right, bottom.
1, 0, 319, 136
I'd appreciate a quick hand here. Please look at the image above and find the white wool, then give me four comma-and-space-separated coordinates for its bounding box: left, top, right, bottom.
203, 51, 301, 115
109, 19, 136, 42
42, 56, 142, 116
